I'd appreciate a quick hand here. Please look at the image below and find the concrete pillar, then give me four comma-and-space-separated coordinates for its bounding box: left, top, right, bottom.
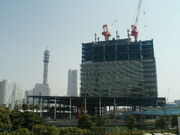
40, 97, 43, 118
114, 98, 116, 118
69, 98, 72, 119
32, 97, 35, 113
54, 97, 57, 120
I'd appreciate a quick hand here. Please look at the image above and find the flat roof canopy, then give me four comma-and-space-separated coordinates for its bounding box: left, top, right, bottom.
27, 96, 165, 107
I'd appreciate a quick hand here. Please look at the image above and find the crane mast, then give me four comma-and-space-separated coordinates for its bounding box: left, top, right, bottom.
131, 0, 143, 42
102, 24, 111, 41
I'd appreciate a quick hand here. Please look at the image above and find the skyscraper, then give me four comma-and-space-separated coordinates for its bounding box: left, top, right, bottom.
80, 38, 158, 98
0, 80, 23, 107
67, 69, 78, 96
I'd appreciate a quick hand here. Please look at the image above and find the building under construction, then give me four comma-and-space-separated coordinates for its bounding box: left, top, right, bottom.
27, 0, 165, 120
81, 38, 157, 98
27, 36, 164, 120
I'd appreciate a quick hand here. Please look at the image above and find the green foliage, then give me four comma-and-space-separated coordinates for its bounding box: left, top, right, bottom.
155, 116, 169, 129
32, 125, 59, 135
131, 129, 144, 135
32, 125, 48, 135
0, 107, 12, 132
22, 112, 44, 129
10, 111, 24, 131
92, 115, 106, 126
124, 114, 137, 130
59, 127, 90, 135
171, 115, 179, 128
109, 128, 144, 135
46, 126, 59, 135
14, 128, 32, 135
22, 104, 28, 111
0, 132, 11, 135
78, 114, 93, 129
10, 111, 44, 130
90, 126, 106, 135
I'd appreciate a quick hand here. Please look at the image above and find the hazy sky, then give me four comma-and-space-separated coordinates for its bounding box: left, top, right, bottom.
0, 0, 180, 102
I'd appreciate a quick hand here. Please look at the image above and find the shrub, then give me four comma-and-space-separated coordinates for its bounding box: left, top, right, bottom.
92, 115, 106, 126
124, 114, 137, 130
47, 126, 59, 135
14, 128, 32, 135
90, 126, 106, 135
155, 116, 169, 129
59, 127, 90, 135
78, 114, 93, 129
32, 125, 48, 135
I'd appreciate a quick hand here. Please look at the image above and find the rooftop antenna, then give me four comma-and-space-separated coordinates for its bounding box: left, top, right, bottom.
97, 37, 100, 42
127, 29, 130, 38
116, 30, 120, 40
95, 33, 97, 43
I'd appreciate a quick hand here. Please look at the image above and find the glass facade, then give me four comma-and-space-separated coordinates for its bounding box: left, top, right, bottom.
81, 39, 158, 98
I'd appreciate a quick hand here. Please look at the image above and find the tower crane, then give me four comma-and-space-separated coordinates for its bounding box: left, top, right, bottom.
102, 20, 118, 41
131, 0, 143, 42
102, 24, 111, 41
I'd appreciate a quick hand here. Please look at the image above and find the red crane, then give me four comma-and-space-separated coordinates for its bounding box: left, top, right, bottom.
131, 0, 143, 42
102, 24, 111, 41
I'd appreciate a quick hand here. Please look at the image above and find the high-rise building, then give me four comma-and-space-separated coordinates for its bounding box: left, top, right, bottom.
25, 49, 50, 103
80, 38, 158, 98
0, 80, 23, 107
67, 69, 78, 96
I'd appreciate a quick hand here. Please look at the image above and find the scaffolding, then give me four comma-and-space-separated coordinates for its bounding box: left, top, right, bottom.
27, 96, 165, 119
81, 39, 157, 97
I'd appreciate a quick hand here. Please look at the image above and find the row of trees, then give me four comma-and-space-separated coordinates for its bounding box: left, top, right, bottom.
0, 106, 179, 135
0, 107, 44, 132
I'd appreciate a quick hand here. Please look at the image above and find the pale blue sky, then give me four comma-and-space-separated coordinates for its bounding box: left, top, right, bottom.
0, 0, 180, 101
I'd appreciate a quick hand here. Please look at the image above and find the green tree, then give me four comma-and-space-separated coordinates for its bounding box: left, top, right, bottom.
90, 126, 106, 135
78, 114, 93, 129
92, 115, 106, 126
10, 111, 24, 131
155, 116, 169, 129
22, 104, 28, 111
10, 111, 44, 130
0, 107, 12, 132
22, 112, 44, 130
14, 128, 32, 135
0, 132, 11, 135
171, 115, 179, 128
32, 125, 48, 135
46, 126, 59, 135
124, 114, 137, 130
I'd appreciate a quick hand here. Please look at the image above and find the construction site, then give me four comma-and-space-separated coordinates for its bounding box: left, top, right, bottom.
26, 0, 169, 126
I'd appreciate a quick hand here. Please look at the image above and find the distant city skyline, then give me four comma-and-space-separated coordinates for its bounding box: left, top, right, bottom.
0, 0, 180, 101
